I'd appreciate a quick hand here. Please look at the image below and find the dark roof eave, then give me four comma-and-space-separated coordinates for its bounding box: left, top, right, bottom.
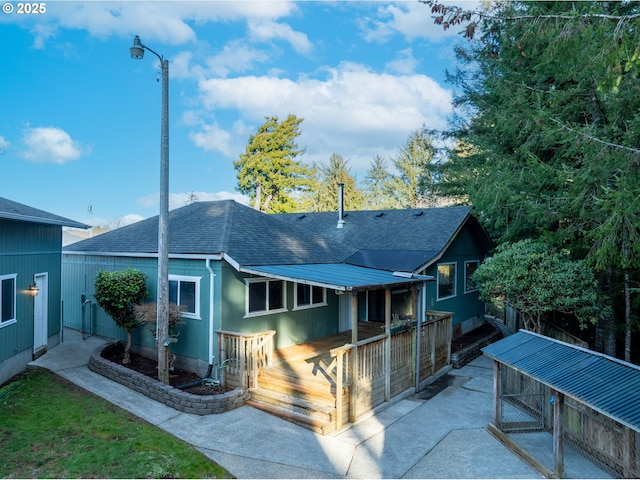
1, 212, 89, 229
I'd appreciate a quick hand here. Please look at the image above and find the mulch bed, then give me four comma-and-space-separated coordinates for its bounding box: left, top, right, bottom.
451, 322, 499, 353
101, 342, 231, 396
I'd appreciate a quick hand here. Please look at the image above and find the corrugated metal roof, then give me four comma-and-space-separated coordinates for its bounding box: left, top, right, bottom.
483, 330, 640, 432
240, 263, 433, 291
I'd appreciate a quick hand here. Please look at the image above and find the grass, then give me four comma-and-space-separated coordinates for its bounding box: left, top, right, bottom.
0, 368, 233, 479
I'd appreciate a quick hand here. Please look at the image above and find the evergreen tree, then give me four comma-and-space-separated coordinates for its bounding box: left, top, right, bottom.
234, 114, 314, 213
390, 129, 437, 208
304, 153, 365, 212
427, 0, 640, 356
362, 156, 403, 210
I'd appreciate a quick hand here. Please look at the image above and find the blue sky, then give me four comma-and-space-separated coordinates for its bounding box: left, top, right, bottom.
1, 1, 471, 228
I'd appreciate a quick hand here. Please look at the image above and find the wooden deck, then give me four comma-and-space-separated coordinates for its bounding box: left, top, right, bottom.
271, 322, 383, 366
221, 313, 452, 435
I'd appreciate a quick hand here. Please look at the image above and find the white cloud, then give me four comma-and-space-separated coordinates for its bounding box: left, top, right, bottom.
137, 190, 249, 210
359, 1, 464, 43
19, 126, 91, 164
0, 136, 10, 152
248, 19, 313, 55
22, 1, 301, 48
192, 62, 452, 172
386, 48, 418, 74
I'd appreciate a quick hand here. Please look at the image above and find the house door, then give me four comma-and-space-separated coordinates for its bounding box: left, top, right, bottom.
33, 273, 48, 357
339, 292, 352, 332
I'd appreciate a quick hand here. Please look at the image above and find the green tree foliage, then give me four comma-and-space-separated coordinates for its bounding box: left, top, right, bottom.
303, 153, 365, 212
428, 0, 640, 356
94, 270, 148, 364
362, 156, 403, 210
234, 114, 314, 213
473, 240, 600, 334
390, 129, 438, 208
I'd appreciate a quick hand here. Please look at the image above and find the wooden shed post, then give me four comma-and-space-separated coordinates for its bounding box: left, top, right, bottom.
493, 360, 501, 427
350, 290, 359, 423
553, 390, 565, 479
384, 288, 391, 402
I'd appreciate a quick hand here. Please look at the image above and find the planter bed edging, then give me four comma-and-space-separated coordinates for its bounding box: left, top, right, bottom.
450, 326, 502, 369
88, 343, 248, 415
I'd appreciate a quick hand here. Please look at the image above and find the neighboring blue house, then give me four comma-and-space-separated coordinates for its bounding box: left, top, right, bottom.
0, 197, 88, 385
62, 199, 493, 374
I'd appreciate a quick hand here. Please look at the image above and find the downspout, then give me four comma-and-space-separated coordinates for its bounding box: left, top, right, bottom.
177, 258, 216, 389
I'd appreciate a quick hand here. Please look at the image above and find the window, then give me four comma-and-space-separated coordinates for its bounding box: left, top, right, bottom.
168, 275, 200, 319
294, 283, 326, 310
246, 279, 286, 316
437, 263, 456, 300
1, 274, 17, 327
465, 261, 480, 293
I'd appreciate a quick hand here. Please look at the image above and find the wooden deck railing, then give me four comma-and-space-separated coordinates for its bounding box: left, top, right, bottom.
329, 310, 452, 431
217, 329, 276, 389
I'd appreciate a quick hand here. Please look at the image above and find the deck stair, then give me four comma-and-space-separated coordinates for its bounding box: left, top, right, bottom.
247, 349, 345, 435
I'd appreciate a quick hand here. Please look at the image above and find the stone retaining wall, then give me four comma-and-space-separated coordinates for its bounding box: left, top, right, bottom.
88, 344, 248, 415
450, 326, 502, 369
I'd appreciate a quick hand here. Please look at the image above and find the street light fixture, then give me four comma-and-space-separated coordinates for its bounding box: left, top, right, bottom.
129, 35, 171, 384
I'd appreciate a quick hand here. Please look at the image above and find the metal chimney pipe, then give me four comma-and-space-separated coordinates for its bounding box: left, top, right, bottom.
337, 182, 345, 229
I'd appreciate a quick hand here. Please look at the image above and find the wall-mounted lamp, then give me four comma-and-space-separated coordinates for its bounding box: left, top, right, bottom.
28, 283, 40, 296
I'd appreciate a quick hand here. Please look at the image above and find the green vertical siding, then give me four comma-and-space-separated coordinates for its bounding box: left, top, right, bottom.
0, 220, 63, 363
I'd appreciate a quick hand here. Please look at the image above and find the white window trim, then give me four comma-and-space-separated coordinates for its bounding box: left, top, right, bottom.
168, 274, 201, 320
293, 283, 327, 311
0, 273, 17, 328
437, 262, 457, 301
245, 278, 287, 318
464, 260, 480, 294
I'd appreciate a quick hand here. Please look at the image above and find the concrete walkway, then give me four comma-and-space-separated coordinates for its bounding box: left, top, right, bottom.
28, 329, 610, 479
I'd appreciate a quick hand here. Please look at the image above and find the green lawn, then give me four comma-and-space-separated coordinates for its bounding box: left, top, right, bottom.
0, 368, 232, 478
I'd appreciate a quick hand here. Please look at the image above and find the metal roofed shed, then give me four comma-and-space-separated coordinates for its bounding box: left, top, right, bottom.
482, 330, 640, 478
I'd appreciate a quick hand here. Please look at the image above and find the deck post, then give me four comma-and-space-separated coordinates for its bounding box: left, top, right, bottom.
350, 291, 359, 423
414, 284, 422, 391
553, 390, 564, 479
335, 350, 344, 429
493, 360, 501, 427
385, 288, 391, 402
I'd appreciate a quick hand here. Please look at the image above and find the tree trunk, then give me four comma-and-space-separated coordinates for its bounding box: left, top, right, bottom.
123, 331, 132, 364
254, 183, 262, 211
624, 270, 631, 363
603, 269, 617, 357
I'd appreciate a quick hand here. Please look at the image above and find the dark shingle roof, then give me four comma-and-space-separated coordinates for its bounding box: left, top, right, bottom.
276, 206, 489, 271
0, 196, 88, 229
64, 200, 355, 266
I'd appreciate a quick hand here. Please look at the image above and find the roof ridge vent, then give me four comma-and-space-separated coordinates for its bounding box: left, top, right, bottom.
413, 210, 424, 216
375, 211, 384, 217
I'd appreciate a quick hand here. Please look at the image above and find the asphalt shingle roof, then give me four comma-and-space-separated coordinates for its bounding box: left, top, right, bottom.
0, 196, 88, 229
64, 200, 355, 266
276, 206, 488, 271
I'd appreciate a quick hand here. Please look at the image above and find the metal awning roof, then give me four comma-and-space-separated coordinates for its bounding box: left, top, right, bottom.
240, 263, 433, 291
483, 330, 640, 433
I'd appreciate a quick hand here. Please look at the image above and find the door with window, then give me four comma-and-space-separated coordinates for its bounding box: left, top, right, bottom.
33, 273, 48, 356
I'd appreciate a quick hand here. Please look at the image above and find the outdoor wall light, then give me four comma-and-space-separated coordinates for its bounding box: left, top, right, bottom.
28, 283, 40, 296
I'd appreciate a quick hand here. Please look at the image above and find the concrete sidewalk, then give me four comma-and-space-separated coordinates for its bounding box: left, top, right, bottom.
28, 329, 609, 479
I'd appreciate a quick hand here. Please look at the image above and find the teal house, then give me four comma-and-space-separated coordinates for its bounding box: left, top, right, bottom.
0, 197, 88, 385
62, 199, 493, 375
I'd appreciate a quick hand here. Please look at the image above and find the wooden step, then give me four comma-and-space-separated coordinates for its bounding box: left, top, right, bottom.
250, 387, 336, 423
246, 398, 335, 435
257, 372, 337, 405
259, 365, 337, 390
